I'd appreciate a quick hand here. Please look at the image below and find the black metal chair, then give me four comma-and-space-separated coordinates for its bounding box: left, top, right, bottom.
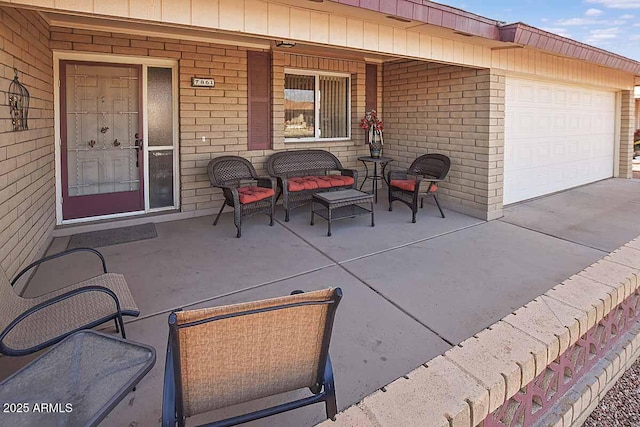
388, 153, 451, 223
162, 288, 343, 427
207, 156, 277, 238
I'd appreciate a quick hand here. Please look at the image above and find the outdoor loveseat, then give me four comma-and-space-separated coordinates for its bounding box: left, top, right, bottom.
267, 150, 357, 221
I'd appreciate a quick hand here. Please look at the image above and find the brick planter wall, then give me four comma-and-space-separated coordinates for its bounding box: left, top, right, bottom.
0, 6, 55, 280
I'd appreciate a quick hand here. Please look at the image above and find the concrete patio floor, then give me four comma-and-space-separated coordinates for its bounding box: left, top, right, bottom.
2, 178, 640, 426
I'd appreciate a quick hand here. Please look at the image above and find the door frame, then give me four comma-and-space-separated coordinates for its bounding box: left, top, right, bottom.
54, 51, 180, 225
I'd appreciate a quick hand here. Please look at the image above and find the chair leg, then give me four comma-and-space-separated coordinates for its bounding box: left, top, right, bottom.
270, 203, 275, 226
285, 209, 290, 222
433, 194, 445, 218
114, 318, 120, 333
116, 313, 126, 339
420, 197, 424, 209
213, 202, 225, 226
324, 356, 338, 421
412, 209, 417, 223
236, 227, 241, 238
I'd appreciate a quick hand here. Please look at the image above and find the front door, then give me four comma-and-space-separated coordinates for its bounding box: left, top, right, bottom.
61, 62, 144, 220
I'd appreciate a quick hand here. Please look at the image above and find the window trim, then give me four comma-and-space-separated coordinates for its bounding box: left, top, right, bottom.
284, 68, 352, 143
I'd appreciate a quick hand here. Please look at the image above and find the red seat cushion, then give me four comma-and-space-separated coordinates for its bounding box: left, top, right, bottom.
390, 179, 438, 193
237, 186, 275, 204
288, 175, 355, 192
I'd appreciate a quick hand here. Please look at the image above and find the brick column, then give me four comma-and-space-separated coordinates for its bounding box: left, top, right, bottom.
483, 71, 506, 220
619, 90, 635, 179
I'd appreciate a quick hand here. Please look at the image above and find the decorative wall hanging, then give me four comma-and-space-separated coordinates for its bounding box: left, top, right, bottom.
8, 68, 30, 131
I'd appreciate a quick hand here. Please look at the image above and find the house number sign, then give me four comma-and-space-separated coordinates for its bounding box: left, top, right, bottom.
191, 77, 215, 88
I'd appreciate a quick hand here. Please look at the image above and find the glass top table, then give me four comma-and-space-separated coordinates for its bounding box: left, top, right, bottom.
0, 330, 156, 427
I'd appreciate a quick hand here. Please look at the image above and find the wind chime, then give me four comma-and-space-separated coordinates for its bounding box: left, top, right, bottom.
8, 68, 30, 131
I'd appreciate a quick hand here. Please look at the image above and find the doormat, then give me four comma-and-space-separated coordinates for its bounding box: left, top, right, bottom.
67, 223, 158, 250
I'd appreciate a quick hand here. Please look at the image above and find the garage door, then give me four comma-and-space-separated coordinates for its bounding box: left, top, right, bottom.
504, 77, 615, 204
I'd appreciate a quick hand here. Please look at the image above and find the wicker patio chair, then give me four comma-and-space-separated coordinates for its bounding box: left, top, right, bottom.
208, 156, 277, 238
388, 153, 451, 223
162, 287, 343, 427
0, 248, 139, 356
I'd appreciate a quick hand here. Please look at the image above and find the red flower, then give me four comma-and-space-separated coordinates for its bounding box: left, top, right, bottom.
360, 110, 384, 132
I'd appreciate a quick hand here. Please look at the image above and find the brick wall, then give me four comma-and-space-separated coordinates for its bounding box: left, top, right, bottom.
620, 90, 635, 179
0, 7, 55, 279
382, 60, 505, 220
50, 27, 369, 213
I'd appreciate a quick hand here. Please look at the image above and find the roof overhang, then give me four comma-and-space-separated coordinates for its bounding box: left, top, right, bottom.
329, 0, 500, 39
330, 0, 640, 76
500, 23, 640, 75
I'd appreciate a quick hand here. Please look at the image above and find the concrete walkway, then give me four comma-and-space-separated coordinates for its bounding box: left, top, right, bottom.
2, 178, 639, 426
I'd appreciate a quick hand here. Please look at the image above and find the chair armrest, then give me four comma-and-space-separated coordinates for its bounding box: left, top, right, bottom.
339, 168, 358, 184
11, 248, 108, 287
256, 176, 277, 190
418, 175, 445, 182
388, 170, 408, 181
0, 285, 122, 356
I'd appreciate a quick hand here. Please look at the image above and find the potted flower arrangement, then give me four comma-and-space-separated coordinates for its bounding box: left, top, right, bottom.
360, 110, 384, 158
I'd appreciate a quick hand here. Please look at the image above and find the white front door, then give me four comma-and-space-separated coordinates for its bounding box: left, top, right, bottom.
504, 77, 616, 205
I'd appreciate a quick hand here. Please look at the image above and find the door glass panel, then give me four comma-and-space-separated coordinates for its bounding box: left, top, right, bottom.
65, 64, 140, 196
148, 67, 173, 147
149, 150, 174, 208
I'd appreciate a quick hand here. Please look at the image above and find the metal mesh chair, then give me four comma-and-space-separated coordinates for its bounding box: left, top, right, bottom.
388, 153, 451, 223
208, 156, 277, 238
0, 248, 139, 356
162, 288, 343, 427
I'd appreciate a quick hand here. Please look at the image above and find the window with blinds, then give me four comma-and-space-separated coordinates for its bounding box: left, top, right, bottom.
284, 71, 350, 141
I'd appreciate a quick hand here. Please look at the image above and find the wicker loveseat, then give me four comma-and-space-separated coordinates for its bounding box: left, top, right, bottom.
267, 150, 357, 221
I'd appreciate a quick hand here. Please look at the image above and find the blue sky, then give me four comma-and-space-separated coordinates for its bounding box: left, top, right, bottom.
435, 0, 640, 61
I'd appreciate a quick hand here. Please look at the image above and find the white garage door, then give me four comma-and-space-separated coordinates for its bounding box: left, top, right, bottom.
504, 77, 616, 204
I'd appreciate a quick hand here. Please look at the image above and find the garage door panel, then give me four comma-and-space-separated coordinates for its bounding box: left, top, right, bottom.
504, 78, 615, 205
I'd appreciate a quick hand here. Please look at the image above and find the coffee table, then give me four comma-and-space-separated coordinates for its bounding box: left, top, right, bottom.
311, 189, 375, 236
0, 330, 156, 427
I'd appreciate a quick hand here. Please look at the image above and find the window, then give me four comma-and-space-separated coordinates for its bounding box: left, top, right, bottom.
284, 70, 350, 141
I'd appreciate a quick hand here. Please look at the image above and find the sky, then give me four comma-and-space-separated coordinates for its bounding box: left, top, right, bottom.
434, 0, 640, 61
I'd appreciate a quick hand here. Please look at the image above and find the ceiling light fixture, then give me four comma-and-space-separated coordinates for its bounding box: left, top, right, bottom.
275, 40, 296, 48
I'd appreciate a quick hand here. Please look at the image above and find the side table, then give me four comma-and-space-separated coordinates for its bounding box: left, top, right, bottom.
0, 330, 156, 427
358, 156, 393, 203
